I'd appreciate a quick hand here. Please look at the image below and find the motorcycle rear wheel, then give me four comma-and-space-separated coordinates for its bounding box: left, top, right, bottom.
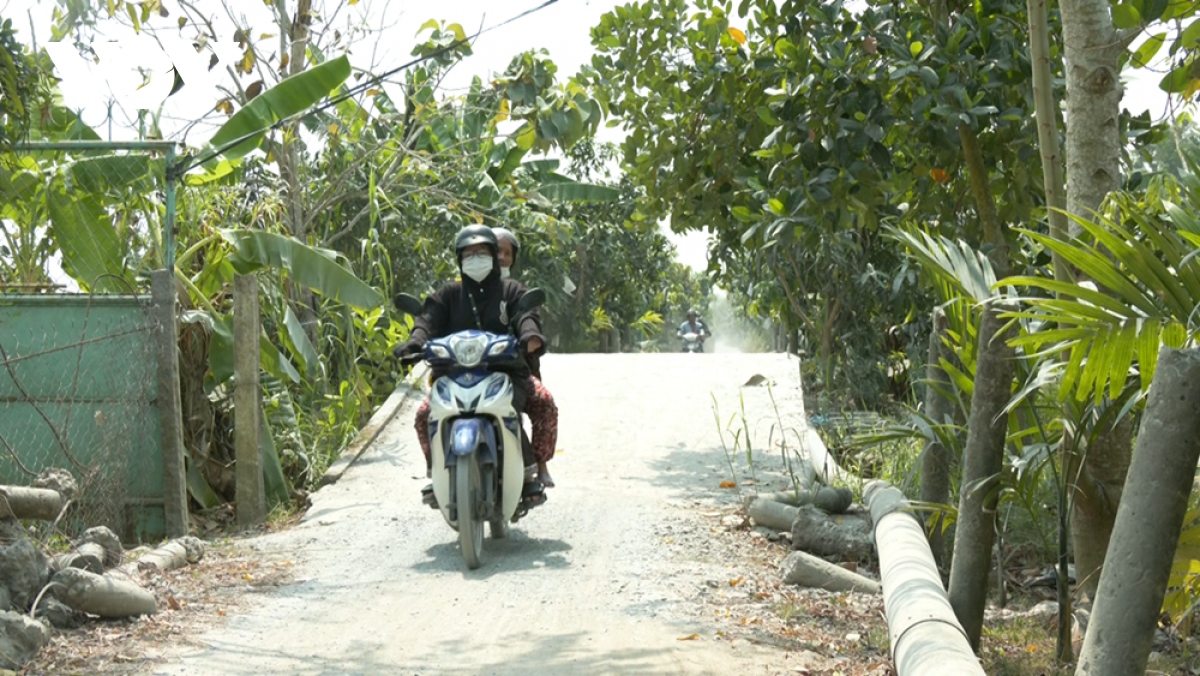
456, 455, 484, 569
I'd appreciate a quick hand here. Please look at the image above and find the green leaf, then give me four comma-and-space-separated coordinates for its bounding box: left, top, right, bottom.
1055, 341, 1086, 402
221, 229, 383, 309
199, 311, 301, 385
417, 18, 439, 35
910, 41, 923, 58
1108, 321, 1138, 399
37, 107, 101, 140
535, 181, 620, 202
186, 460, 222, 509
1183, 19, 1200, 49
259, 407, 291, 503
184, 159, 236, 185
757, 106, 782, 126
46, 188, 130, 292
520, 158, 561, 174
209, 55, 352, 161
1138, 319, 1162, 390
1160, 63, 1192, 93
67, 155, 153, 192
283, 305, 319, 375
1131, 33, 1166, 67
1113, 2, 1142, 28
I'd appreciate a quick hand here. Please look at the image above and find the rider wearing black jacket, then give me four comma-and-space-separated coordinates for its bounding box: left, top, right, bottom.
395, 226, 558, 503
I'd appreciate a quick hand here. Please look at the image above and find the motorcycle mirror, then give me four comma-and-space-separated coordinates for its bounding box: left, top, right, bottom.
514, 288, 545, 313
394, 293, 423, 316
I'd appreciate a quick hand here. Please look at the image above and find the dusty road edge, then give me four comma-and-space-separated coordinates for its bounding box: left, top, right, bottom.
318, 364, 428, 486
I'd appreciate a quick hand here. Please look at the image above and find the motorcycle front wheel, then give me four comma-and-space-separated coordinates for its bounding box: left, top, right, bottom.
457, 454, 484, 569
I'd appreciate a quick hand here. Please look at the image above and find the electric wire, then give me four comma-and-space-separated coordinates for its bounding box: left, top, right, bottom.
171, 0, 561, 177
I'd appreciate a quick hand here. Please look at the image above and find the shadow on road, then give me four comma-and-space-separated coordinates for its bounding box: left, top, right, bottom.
165, 628, 693, 675
641, 444, 793, 504
410, 529, 573, 578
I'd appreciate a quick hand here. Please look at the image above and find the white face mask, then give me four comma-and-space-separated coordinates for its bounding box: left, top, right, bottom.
461, 255, 493, 282
500, 267, 511, 280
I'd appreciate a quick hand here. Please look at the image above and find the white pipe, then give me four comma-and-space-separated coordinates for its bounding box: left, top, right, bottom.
867, 481, 984, 675
799, 424, 983, 674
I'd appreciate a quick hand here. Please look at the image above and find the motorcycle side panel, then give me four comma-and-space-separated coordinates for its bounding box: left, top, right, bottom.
429, 371, 523, 525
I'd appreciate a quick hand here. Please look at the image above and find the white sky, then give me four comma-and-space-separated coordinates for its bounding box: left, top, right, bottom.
5, 0, 1189, 271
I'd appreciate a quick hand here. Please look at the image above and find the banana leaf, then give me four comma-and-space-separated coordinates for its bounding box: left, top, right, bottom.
221, 229, 383, 309
258, 401, 290, 505
208, 55, 352, 161
46, 187, 131, 292
186, 459, 223, 510
535, 181, 620, 202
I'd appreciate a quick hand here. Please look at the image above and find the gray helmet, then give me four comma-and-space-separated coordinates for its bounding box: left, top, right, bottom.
687, 308, 698, 318
454, 225, 497, 261
493, 227, 520, 261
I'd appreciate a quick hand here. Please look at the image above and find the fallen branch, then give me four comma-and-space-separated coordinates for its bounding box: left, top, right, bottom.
781, 550, 881, 594
0, 487, 63, 521
51, 568, 157, 618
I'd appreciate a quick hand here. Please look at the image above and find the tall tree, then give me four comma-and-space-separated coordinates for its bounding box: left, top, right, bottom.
1059, 0, 1140, 600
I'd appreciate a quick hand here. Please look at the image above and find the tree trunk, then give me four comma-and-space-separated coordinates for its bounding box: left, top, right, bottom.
946, 123, 1015, 651
947, 305, 1015, 650
1076, 349, 1200, 675
1071, 416, 1132, 598
1059, 0, 1138, 603
1026, 0, 1070, 281
920, 310, 953, 567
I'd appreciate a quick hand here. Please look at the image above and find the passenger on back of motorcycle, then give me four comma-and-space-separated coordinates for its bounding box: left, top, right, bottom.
492, 227, 541, 377
677, 309, 711, 352
393, 225, 558, 505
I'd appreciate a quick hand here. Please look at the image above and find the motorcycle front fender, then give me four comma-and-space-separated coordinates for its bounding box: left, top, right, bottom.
445, 417, 498, 468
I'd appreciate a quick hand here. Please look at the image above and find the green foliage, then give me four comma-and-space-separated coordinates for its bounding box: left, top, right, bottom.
581, 0, 1060, 406
0, 20, 52, 151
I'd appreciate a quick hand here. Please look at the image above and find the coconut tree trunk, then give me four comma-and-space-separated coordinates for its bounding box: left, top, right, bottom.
920, 309, 953, 567
946, 123, 1016, 651
1075, 349, 1200, 675
1059, 0, 1139, 601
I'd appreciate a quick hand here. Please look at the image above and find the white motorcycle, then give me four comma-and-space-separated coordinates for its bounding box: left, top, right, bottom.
394, 290, 546, 569
680, 331, 705, 353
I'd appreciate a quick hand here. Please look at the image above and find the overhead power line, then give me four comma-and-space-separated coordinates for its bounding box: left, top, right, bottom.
172, 0, 561, 176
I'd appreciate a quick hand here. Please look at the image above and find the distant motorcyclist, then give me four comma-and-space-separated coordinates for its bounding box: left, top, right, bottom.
677, 309, 710, 353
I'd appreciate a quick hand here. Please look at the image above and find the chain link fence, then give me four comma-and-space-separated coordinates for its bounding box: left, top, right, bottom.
0, 140, 179, 542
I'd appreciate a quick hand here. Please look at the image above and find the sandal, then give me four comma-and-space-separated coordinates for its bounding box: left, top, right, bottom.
521, 478, 548, 507
420, 484, 438, 509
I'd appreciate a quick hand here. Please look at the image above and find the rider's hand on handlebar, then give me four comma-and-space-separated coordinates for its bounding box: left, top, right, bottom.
393, 340, 423, 361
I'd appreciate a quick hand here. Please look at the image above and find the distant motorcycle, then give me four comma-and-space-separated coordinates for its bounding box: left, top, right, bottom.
680, 331, 705, 353
394, 289, 546, 570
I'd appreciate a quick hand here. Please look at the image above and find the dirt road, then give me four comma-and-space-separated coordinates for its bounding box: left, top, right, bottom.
153, 353, 808, 675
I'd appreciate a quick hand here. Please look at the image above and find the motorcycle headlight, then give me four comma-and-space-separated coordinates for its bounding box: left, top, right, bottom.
487, 338, 512, 357
449, 334, 487, 367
